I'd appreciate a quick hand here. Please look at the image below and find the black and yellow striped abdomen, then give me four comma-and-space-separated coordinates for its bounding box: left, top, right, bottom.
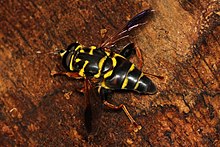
101, 54, 156, 94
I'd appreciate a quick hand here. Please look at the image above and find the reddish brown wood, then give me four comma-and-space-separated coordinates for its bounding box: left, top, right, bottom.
0, 0, 219, 146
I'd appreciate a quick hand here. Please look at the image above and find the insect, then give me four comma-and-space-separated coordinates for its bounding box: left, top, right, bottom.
52, 8, 158, 133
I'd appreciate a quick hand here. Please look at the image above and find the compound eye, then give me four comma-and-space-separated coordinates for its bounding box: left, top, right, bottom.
62, 51, 74, 70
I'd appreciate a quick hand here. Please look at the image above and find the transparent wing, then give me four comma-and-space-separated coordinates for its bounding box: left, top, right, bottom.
101, 8, 154, 51
84, 79, 102, 134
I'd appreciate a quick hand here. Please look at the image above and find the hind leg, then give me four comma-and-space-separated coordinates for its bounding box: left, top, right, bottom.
99, 87, 142, 132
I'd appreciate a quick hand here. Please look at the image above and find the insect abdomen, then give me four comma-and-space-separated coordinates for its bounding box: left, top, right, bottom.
133, 73, 157, 94
103, 55, 156, 94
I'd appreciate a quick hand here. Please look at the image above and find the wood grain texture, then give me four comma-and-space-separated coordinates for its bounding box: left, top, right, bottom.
0, 0, 219, 146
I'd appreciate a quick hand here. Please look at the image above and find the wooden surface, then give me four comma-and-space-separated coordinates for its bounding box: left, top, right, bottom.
0, 0, 219, 146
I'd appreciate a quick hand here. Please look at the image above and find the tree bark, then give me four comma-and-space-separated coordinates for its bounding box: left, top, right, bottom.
0, 0, 219, 146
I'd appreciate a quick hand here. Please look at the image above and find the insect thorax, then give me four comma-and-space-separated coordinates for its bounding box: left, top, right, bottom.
66, 46, 113, 78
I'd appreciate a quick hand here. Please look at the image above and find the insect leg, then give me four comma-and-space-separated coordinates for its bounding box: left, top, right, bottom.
135, 46, 143, 69
99, 88, 141, 132
51, 71, 83, 79
103, 101, 141, 132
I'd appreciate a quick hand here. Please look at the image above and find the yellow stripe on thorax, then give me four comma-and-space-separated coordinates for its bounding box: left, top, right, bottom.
69, 55, 75, 71
89, 46, 96, 55
75, 58, 81, 63
75, 45, 83, 51
80, 50, 85, 53
78, 60, 89, 77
